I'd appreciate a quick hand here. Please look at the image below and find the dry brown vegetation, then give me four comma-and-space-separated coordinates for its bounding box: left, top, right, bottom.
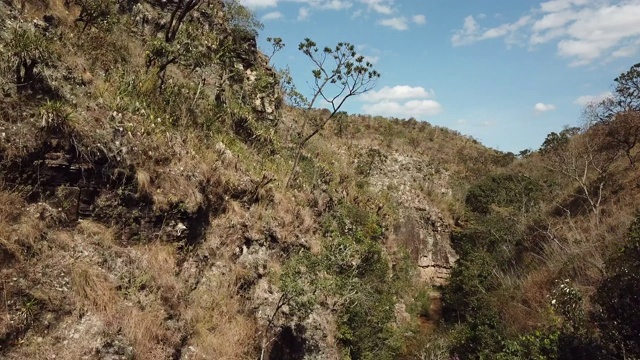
6, 0, 637, 358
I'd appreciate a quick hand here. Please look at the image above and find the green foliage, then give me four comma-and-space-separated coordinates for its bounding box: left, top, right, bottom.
1, 23, 54, 89
410, 288, 431, 318
39, 100, 74, 130
266, 37, 284, 61
75, 0, 117, 31
448, 307, 506, 359
282, 203, 405, 360
465, 173, 541, 215
442, 249, 499, 323
298, 38, 380, 112
146, 21, 217, 74
550, 279, 585, 332
497, 330, 559, 360
539, 127, 579, 155
613, 62, 640, 111
444, 172, 544, 359
223, 0, 263, 39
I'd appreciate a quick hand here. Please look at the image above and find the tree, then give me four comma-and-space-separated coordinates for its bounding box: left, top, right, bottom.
613, 62, 640, 112
539, 127, 579, 155
223, 0, 264, 39
266, 37, 284, 62
540, 126, 618, 227
146, 1, 217, 90
165, 0, 202, 43
596, 110, 640, 166
585, 63, 640, 167
74, 0, 116, 32
286, 39, 380, 188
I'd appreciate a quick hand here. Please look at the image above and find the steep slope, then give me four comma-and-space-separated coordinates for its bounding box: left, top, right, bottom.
0, 1, 510, 359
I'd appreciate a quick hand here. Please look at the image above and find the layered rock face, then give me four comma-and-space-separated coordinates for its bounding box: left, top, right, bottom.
367, 151, 458, 286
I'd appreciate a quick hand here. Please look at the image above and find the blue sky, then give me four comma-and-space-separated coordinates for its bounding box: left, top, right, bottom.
240, 0, 640, 153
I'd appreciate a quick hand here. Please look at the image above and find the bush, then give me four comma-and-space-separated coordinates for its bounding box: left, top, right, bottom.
75, 0, 117, 32
1, 23, 54, 92
281, 203, 404, 359
465, 173, 541, 216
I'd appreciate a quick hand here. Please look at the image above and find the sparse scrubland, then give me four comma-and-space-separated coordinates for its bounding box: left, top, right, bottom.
0, 1, 638, 359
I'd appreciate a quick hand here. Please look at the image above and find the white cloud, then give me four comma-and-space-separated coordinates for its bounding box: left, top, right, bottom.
452, 1, 640, 65
534, 103, 557, 113
452, 15, 530, 46
361, 85, 433, 102
359, 0, 394, 14
379, 16, 408, 30
298, 7, 310, 20
540, 0, 590, 13
242, 0, 353, 11
318, 0, 352, 10
239, 0, 278, 9
573, 92, 613, 106
362, 100, 443, 118
262, 11, 283, 20
452, 16, 479, 46
360, 85, 442, 118
412, 14, 426, 25
612, 43, 639, 58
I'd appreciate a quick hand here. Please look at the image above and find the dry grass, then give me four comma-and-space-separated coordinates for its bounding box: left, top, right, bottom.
0, 190, 45, 263
70, 263, 120, 322
76, 219, 116, 247
186, 270, 257, 360
70, 255, 182, 359
139, 242, 184, 308
123, 302, 180, 360
136, 169, 152, 198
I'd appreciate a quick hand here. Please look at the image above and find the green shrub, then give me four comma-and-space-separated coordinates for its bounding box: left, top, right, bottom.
75, 0, 117, 32
281, 203, 405, 359
465, 173, 541, 215
1, 23, 54, 91
498, 330, 560, 360
39, 100, 74, 130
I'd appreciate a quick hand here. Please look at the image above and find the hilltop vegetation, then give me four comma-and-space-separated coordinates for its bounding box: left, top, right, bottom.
0, 0, 638, 359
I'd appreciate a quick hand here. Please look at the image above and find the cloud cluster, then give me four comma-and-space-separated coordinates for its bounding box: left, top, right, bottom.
242, 0, 426, 30
360, 85, 443, 118
262, 11, 283, 20
377, 14, 427, 30
452, 0, 640, 66
534, 102, 557, 113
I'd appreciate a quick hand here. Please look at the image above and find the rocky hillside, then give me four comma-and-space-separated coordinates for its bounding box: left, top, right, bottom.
0, 1, 509, 359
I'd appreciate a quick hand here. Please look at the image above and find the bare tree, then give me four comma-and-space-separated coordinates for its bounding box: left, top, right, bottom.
541, 126, 619, 227
285, 39, 380, 188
